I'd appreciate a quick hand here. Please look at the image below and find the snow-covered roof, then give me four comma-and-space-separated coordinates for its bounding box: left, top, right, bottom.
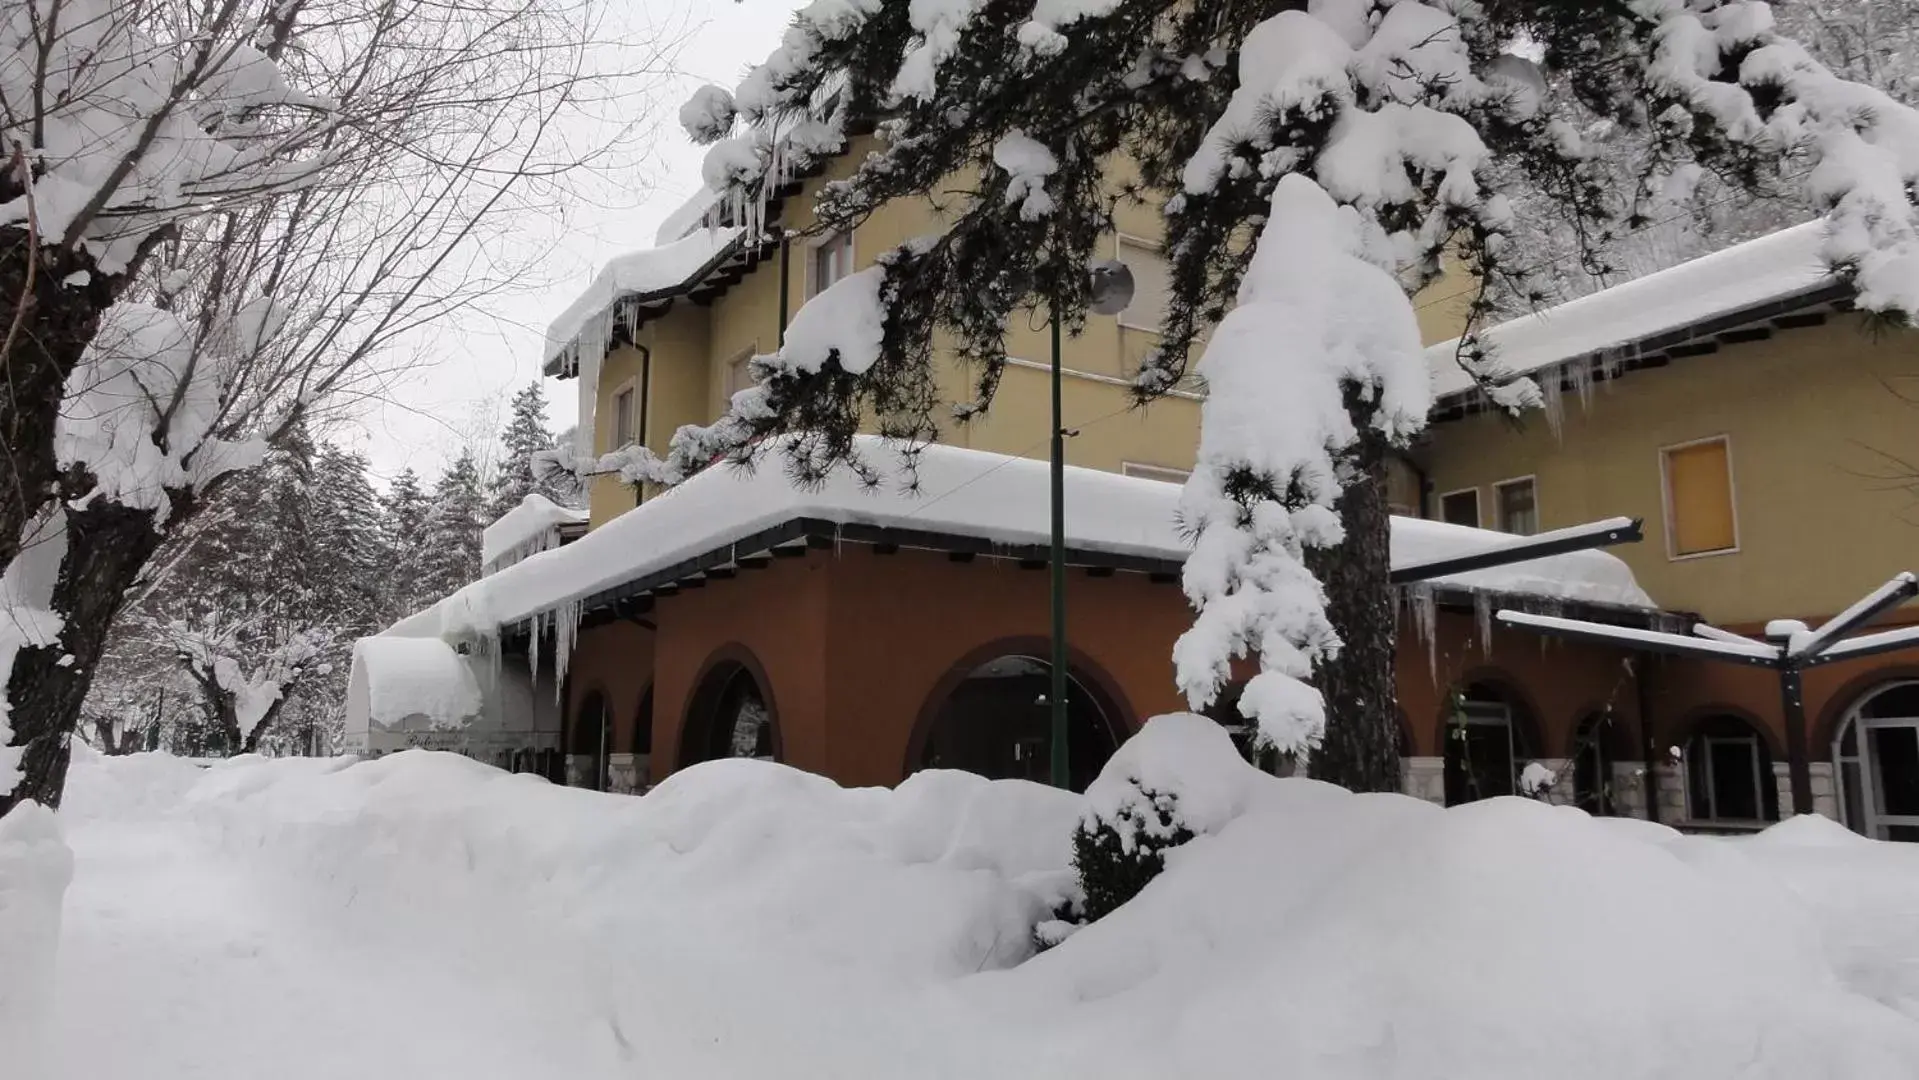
656, 186, 725, 247
1427, 222, 1840, 401
542, 226, 745, 370
385, 436, 1654, 642
345, 637, 483, 733
481, 494, 588, 571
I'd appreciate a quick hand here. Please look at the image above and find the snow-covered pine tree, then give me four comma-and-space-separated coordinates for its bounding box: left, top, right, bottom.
648, 0, 1919, 795
311, 446, 387, 634
418, 452, 488, 604
380, 468, 435, 619
1502, 0, 1919, 310
486, 382, 581, 520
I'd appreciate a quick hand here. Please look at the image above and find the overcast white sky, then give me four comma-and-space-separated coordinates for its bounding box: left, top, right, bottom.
337, 0, 800, 485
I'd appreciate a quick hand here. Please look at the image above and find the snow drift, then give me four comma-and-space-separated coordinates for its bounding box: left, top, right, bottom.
0, 802, 73, 1080
54, 731, 1919, 1078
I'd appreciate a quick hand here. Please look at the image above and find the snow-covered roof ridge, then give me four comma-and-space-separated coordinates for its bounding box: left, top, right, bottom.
481, 494, 588, 572
384, 436, 1655, 643
542, 226, 745, 369
1428, 221, 1838, 401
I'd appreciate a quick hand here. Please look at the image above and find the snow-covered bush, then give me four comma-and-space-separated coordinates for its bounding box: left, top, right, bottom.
1058, 715, 1262, 933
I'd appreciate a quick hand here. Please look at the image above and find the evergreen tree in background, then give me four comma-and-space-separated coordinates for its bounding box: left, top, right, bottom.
381, 468, 435, 619
312, 446, 388, 632
110, 428, 334, 755
418, 451, 488, 605
487, 381, 582, 520
647, 0, 1919, 798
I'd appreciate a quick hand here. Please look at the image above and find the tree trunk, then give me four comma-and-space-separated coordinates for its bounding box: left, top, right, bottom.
1305, 391, 1401, 794
0, 230, 126, 577
1, 494, 177, 814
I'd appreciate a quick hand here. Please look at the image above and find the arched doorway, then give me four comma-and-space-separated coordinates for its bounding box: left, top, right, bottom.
1833, 681, 1919, 841
1683, 714, 1778, 825
1571, 711, 1623, 816
571, 690, 609, 791
681, 659, 777, 768
1443, 682, 1537, 806
916, 653, 1121, 792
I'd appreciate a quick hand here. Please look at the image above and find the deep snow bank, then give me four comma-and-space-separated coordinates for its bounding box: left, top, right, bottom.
61, 731, 1919, 1079
0, 800, 73, 1080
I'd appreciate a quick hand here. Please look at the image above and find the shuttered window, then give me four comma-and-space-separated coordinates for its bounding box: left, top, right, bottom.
1117, 236, 1170, 333
1663, 438, 1737, 556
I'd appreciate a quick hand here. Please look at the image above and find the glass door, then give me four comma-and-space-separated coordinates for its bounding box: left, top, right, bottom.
1867, 721, 1919, 841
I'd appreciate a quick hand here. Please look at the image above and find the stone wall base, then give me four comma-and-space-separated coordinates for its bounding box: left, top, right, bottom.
1402, 757, 1445, 806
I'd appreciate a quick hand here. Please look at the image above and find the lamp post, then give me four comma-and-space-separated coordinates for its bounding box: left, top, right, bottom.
1048, 261, 1137, 790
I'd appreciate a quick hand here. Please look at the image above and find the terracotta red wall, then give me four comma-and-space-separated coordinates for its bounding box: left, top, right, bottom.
1393, 609, 1647, 758
558, 544, 1654, 789
645, 555, 831, 775
1639, 621, 1919, 757
818, 547, 1193, 788
564, 621, 653, 753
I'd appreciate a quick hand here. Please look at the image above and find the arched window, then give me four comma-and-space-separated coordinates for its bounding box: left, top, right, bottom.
1571, 712, 1621, 816
681, 659, 778, 768
917, 653, 1121, 793
1834, 682, 1919, 842
1685, 714, 1778, 824
572, 690, 609, 791
1443, 683, 1535, 806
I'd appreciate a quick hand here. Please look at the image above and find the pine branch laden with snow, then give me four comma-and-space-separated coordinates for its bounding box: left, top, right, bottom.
1172, 175, 1427, 753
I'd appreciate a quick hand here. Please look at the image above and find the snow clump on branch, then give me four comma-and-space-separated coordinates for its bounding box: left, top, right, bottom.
1172, 175, 1428, 756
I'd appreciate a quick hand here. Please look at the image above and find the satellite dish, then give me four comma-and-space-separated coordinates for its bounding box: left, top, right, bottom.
1087, 259, 1135, 316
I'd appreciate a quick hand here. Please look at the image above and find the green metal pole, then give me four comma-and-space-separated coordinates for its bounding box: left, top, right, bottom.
1049, 302, 1069, 790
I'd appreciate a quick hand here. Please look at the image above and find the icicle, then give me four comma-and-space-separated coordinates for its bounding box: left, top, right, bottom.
1569, 354, 1597, 411
1407, 582, 1438, 680
1540, 368, 1564, 438
1474, 590, 1494, 656
527, 608, 544, 683
552, 598, 582, 702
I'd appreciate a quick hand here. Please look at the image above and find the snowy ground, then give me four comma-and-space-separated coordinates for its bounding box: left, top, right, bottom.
18, 724, 1919, 1079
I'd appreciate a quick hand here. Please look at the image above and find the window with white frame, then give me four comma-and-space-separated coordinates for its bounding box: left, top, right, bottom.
809, 230, 855, 297
1121, 461, 1190, 484
1685, 715, 1778, 822
1494, 476, 1538, 535
1115, 235, 1170, 333
1438, 488, 1480, 528
723, 345, 757, 403
612, 384, 637, 448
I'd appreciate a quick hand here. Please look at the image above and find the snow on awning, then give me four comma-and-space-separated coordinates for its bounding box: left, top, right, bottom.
481, 494, 588, 574
383, 436, 1657, 644
345, 637, 484, 734
1426, 222, 1839, 402
542, 226, 745, 374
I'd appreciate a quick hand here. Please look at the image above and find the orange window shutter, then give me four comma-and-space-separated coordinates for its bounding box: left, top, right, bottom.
1667, 441, 1736, 555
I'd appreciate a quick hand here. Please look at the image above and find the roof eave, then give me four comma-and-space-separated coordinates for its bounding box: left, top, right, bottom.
1431, 281, 1853, 423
